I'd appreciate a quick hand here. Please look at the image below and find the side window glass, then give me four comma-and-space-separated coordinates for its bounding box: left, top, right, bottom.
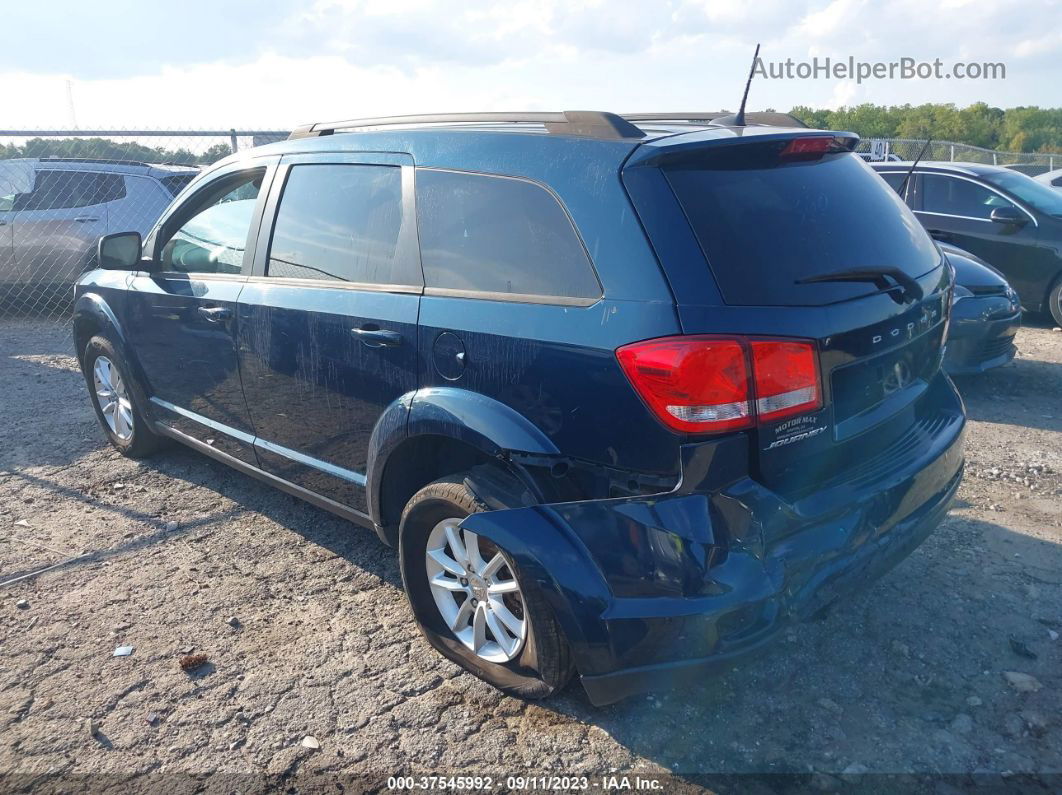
13, 171, 122, 211
922, 175, 1014, 220
266, 164, 414, 285
159, 170, 264, 274
415, 169, 601, 300
879, 172, 908, 196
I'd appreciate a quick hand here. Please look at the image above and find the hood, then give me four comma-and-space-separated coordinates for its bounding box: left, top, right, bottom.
938, 242, 1010, 293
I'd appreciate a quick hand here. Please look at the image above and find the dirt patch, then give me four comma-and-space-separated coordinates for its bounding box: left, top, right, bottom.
0, 318, 1059, 786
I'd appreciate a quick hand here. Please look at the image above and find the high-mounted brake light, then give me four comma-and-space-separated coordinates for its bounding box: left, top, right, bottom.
779, 136, 840, 160
616, 336, 821, 435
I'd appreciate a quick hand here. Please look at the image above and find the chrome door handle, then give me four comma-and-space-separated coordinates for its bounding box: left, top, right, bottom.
73, 216, 100, 223
351, 326, 403, 347
197, 306, 232, 323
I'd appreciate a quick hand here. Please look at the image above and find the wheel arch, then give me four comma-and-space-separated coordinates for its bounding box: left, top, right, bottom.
367, 387, 561, 543
73, 292, 125, 368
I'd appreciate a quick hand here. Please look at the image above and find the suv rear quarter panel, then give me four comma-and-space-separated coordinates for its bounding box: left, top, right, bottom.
386, 130, 684, 476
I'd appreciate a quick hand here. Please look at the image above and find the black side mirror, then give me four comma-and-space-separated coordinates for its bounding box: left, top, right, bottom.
98, 231, 143, 270
990, 206, 1027, 227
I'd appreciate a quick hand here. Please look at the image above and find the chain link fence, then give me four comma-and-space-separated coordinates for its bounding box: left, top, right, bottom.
0, 129, 286, 327
855, 137, 1060, 173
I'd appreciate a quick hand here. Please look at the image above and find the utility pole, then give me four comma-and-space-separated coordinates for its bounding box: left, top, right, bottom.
65, 80, 78, 129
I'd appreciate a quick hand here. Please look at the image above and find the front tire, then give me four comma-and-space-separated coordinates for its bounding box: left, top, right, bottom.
399, 474, 574, 700
82, 335, 166, 458
1048, 278, 1062, 327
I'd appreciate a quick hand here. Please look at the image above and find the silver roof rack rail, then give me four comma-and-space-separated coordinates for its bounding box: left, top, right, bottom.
621, 112, 808, 128
288, 110, 646, 141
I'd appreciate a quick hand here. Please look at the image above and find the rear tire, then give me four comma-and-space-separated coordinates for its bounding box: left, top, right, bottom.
399, 473, 574, 700
1048, 278, 1062, 327
82, 335, 166, 459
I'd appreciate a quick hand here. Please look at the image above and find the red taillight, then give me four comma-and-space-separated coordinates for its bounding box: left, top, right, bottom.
616, 336, 821, 435
749, 340, 822, 423
615, 337, 751, 433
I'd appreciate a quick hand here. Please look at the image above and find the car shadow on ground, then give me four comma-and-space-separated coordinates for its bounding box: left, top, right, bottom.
147, 447, 408, 590
2, 447, 405, 592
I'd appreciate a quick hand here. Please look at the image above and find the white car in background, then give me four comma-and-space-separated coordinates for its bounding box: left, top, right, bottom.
0, 158, 198, 303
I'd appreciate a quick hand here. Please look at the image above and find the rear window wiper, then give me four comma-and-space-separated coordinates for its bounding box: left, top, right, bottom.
796, 267, 924, 303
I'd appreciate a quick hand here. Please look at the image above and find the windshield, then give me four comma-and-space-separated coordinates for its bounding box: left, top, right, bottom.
982, 170, 1062, 218
665, 149, 942, 306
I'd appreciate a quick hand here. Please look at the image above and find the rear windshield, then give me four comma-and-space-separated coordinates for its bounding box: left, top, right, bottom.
665, 149, 941, 306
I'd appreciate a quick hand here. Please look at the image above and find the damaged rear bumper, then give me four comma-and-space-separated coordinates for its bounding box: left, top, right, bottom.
460, 383, 966, 706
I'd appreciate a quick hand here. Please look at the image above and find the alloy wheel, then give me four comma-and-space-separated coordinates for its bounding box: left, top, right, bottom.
425, 517, 527, 663
93, 356, 134, 441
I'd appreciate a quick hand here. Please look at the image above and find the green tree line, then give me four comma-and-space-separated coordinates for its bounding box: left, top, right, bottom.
0, 137, 233, 165
789, 103, 1062, 153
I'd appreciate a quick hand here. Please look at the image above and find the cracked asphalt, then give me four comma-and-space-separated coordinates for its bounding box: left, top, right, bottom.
0, 318, 1060, 790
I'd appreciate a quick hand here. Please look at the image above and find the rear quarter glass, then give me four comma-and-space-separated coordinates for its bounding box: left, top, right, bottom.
665, 149, 941, 306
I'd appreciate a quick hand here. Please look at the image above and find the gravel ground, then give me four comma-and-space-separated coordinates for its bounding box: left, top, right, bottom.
0, 318, 1060, 790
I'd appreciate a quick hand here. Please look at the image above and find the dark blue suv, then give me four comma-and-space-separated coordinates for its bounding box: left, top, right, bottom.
75, 111, 966, 705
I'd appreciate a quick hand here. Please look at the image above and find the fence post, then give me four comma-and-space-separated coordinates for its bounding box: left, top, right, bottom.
950, 145, 955, 161
230, 129, 238, 153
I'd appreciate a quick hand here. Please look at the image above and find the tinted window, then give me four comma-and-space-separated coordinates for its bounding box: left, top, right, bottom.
14, 170, 125, 211
878, 171, 909, 196
160, 170, 263, 274
416, 169, 600, 300
922, 174, 1014, 220
267, 164, 414, 286
160, 173, 196, 197
666, 150, 940, 306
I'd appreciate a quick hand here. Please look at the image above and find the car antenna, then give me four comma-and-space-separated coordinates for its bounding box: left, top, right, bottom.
711, 43, 760, 127
734, 43, 761, 126
898, 137, 932, 198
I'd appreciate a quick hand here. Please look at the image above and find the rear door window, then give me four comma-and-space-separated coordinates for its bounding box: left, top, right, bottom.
665, 149, 940, 306
878, 171, 909, 197
14, 170, 125, 211
415, 169, 601, 301
266, 164, 416, 286
922, 174, 1014, 220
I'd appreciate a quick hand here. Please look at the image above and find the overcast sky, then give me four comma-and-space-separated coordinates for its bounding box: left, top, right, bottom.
2, 0, 1059, 129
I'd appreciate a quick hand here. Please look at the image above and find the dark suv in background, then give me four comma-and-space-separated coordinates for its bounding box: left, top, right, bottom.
872, 161, 1062, 326
74, 111, 965, 705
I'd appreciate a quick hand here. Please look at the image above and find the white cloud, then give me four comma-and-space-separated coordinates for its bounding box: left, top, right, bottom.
2, 0, 1058, 129
797, 0, 868, 40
